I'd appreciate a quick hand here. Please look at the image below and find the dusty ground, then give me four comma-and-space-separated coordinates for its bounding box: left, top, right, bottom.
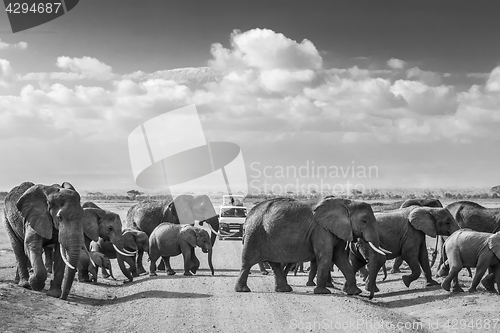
1, 199, 500, 332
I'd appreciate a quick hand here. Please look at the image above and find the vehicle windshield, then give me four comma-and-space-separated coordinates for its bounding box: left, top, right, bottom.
220, 207, 247, 217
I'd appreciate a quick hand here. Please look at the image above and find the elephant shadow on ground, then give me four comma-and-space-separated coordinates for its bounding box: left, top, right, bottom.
69, 289, 212, 305
376, 292, 460, 308
372, 284, 442, 299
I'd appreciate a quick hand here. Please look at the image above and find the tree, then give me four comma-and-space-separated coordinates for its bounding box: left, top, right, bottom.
491, 185, 500, 194
127, 190, 143, 200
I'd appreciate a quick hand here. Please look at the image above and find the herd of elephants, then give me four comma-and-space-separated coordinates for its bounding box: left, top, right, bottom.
2, 181, 500, 301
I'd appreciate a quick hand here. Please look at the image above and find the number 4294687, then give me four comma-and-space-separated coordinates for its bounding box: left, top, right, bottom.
5, 2, 62, 14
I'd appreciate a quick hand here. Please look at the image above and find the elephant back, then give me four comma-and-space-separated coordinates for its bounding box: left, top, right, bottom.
125, 200, 169, 236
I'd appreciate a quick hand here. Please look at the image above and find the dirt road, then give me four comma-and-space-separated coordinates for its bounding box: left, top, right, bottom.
1, 200, 500, 332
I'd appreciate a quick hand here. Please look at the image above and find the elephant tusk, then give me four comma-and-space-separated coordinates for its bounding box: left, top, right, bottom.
122, 247, 138, 255
60, 244, 76, 270
379, 247, 392, 254
113, 244, 136, 257
368, 241, 386, 256
345, 241, 350, 251
206, 223, 222, 237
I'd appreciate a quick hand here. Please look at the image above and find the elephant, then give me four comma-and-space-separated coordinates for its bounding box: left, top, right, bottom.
148, 223, 214, 276
77, 249, 115, 284
351, 240, 387, 283
90, 228, 149, 279
440, 229, 500, 293
3, 182, 85, 300
126, 194, 224, 275
391, 198, 444, 273
433, 201, 500, 275
80, 201, 136, 282
235, 197, 386, 299
350, 205, 459, 291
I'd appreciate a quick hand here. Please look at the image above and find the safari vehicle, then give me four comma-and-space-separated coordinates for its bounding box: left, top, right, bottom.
218, 195, 247, 240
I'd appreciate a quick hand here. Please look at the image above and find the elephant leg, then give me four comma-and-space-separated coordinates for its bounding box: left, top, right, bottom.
190, 250, 200, 274
181, 249, 194, 276
391, 256, 403, 273
306, 260, 317, 286
481, 268, 496, 292
124, 255, 138, 278
258, 262, 269, 275
334, 249, 361, 295
136, 250, 146, 275
117, 254, 133, 282
382, 264, 387, 281
269, 261, 292, 292
493, 265, 500, 294
157, 258, 166, 270
283, 263, 294, 276
469, 257, 490, 293
101, 265, 110, 278
450, 274, 464, 292
418, 242, 438, 286
358, 266, 369, 281
442, 261, 462, 292
401, 246, 422, 288
235, 263, 253, 292
149, 253, 159, 277
25, 234, 47, 292
162, 257, 176, 275
4, 222, 30, 288
44, 246, 53, 274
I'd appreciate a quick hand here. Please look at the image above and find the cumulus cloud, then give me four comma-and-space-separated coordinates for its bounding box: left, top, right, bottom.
387, 58, 406, 69
406, 67, 442, 86
0, 39, 27, 50
1, 28, 499, 149
55, 56, 115, 80
209, 28, 322, 70
0, 59, 14, 87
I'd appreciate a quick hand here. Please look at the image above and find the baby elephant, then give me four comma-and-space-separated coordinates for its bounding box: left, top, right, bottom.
78, 249, 115, 284
149, 223, 214, 277
441, 229, 500, 293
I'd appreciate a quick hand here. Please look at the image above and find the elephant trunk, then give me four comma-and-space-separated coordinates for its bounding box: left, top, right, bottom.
362, 229, 384, 299
110, 234, 136, 257
60, 234, 82, 300
206, 216, 220, 247
367, 247, 381, 300
108, 263, 117, 280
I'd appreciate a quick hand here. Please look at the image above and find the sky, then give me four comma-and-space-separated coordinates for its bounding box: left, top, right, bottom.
0, 1, 499, 194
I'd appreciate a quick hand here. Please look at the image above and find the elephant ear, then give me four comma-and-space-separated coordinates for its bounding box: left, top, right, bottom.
408, 207, 437, 237
488, 233, 500, 259
16, 185, 58, 239
81, 208, 104, 242
173, 196, 196, 224
61, 182, 76, 191
313, 197, 353, 242
162, 201, 179, 223
180, 225, 197, 248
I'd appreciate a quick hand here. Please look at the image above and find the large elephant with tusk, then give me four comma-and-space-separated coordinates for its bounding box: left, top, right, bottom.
350, 205, 460, 292
81, 202, 137, 282
235, 197, 387, 299
90, 229, 149, 280
3, 182, 84, 300
126, 194, 224, 275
